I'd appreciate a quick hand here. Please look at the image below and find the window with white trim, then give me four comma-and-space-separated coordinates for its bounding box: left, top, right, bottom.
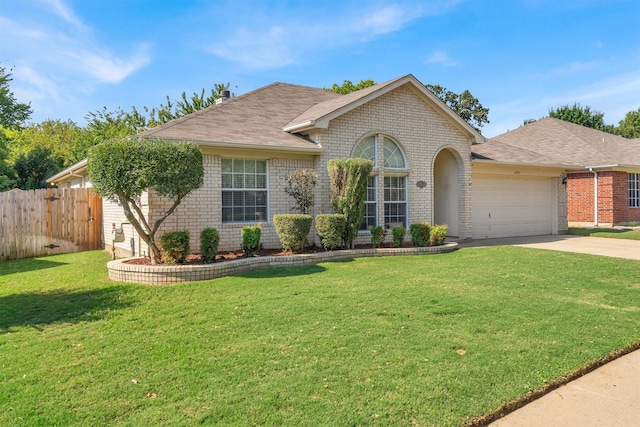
221, 159, 267, 223
630, 173, 640, 208
353, 135, 408, 229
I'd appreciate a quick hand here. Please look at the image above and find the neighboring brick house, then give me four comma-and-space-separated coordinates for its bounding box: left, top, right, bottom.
474, 117, 640, 227
50, 74, 486, 256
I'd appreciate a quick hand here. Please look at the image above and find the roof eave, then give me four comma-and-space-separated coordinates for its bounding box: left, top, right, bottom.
472, 158, 583, 170
197, 140, 324, 154
46, 158, 88, 185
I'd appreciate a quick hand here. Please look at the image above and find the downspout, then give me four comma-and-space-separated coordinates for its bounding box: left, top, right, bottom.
589, 168, 598, 226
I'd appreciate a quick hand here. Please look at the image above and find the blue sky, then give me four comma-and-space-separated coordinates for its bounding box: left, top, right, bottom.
1, 0, 638, 137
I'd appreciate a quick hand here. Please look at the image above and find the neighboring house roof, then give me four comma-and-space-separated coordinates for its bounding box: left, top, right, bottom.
473, 117, 640, 170
46, 158, 88, 186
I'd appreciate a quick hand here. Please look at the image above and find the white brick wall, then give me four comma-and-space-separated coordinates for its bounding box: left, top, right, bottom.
314, 85, 472, 242
112, 83, 474, 256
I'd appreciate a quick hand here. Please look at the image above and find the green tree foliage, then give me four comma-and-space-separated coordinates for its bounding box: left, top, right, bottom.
616, 108, 640, 139
141, 83, 231, 127
328, 79, 376, 94
327, 158, 374, 249
548, 103, 613, 132
0, 129, 16, 190
9, 119, 84, 168
0, 65, 32, 129
13, 146, 59, 190
284, 168, 318, 214
425, 84, 490, 130
87, 138, 204, 264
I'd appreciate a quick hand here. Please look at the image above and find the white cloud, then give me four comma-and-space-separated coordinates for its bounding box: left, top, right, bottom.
68, 45, 152, 84
206, 2, 449, 70
426, 50, 460, 67
37, 0, 86, 31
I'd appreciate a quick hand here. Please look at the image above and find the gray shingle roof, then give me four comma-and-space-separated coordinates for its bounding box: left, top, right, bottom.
473, 117, 640, 169
139, 82, 341, 151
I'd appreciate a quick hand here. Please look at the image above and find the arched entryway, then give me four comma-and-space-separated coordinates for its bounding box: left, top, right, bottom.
434, 148, 460, 237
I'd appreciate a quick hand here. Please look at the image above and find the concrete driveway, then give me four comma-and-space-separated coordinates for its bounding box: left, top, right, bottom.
456, 234, 640, 261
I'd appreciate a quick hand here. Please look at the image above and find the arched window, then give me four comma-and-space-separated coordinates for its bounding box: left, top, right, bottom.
353, 134, 408, 230
353, 136, 376, 164
383, 137, 406, 169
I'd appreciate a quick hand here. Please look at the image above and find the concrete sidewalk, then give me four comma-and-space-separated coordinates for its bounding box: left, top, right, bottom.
488, 350, 640, 426
457, 234, 640, 426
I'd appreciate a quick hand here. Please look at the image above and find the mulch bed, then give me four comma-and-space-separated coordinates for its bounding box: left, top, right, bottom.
124, 242, 418, 266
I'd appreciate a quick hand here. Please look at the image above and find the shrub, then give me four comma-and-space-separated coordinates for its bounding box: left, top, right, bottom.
273, 214, 312, 253
200, 227, 219, 264
327, 158, 374, 249
429, 224, 448, 246
160, 230, 190, 264
392, 226, 406, 248
242, 226, 261, 257
315, 214, 346, 250
410, 223, 431, 247
370, 226, 386, 248
284, 169, 318, 214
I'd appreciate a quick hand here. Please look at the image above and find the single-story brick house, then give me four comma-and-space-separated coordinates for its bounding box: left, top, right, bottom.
474, 117, 640, 228
49, 75, 574, 256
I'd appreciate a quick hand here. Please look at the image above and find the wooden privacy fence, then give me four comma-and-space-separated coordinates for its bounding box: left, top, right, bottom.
0, 188, 102, 262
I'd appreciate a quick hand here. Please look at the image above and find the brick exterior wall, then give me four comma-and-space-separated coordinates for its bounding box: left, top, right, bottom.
313, 85, 472, 243
104, 84, 474, 257
567, 171, 640, 225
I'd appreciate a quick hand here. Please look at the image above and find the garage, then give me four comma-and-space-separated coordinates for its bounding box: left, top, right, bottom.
472, 175, 556, 239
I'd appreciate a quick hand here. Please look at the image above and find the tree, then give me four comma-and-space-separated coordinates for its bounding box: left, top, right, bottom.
327, 158, 374, 249
425, 84, 490, 130
548, 103, 614, 132
0, 64, 32, 129
284, 168, 318, 214
328, 79, 376, 94
87, 138, 204, 264
9, 119, 85, 168
0, 129, 16, 190
13, 146, 59, 190
616, 108, 640, 139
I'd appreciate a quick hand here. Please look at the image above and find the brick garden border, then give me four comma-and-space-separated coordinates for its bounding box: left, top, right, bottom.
107, 242, 458, 285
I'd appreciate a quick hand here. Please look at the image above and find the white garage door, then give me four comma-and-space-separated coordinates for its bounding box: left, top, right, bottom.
472, 176, 555, 239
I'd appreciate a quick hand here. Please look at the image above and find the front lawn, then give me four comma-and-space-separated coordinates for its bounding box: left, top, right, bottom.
1, 248, 639, 426
568, 227, 640, 240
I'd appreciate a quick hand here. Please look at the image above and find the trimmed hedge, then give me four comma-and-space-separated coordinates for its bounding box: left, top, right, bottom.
315, 214, 346, 250
370, 226, 386, 248
242, 226, 261, 257
160, 230, 190, 264
273, 214, 312, 253
392, 226, 406, 248
410, 223, 430, 247
429, 224, 448, 246
200, 228, 219, 264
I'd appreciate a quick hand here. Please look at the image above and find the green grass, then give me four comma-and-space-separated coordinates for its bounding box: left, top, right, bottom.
1, 248, 639, 426
568, 227, 640, 240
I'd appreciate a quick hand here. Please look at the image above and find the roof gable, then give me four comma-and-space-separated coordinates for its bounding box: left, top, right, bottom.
284, 74, 484, 144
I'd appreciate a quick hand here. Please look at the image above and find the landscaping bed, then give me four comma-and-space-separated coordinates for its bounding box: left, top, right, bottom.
110, 242, 458, 285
